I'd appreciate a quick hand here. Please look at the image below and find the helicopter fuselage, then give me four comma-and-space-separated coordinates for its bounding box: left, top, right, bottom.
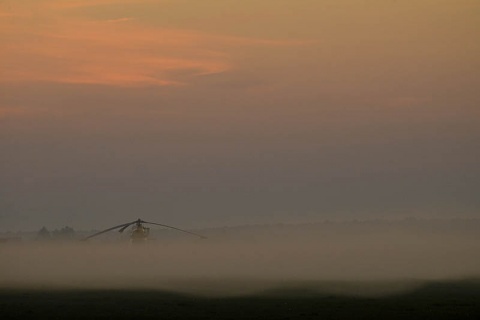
130, 223, 150, 243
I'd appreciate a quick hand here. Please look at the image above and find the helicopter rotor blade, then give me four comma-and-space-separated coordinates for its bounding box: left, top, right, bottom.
82, 221, 136, 240
141, 220, 207, 239
118, 223, 133, 233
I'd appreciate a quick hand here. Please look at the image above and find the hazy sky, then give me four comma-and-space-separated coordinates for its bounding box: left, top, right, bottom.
1, 0, 479, 231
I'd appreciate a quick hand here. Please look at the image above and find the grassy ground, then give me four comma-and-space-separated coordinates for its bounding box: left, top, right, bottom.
1, 280, 480, 319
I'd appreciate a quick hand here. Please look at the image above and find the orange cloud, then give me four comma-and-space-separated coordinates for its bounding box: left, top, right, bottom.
46, 0, 158, 10
1, 0, 311, 87
2, 17, 229, 86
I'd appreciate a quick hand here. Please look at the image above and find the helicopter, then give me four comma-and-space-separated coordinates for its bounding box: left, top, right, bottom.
82, 218, 206, 243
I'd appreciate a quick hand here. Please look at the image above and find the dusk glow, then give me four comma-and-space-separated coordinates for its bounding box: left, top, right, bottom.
1, 0, 479, 230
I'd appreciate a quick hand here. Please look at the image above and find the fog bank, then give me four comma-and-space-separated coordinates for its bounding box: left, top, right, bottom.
1, 221, 479, 296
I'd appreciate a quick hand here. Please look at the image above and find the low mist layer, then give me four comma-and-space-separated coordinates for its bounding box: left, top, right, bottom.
1, 221, 479, 297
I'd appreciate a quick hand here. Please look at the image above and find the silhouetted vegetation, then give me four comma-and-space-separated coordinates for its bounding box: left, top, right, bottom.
36, 226, 76, 241
36, 227, 51, 241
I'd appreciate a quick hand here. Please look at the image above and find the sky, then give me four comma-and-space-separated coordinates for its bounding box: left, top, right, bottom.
1, 0, 479, 231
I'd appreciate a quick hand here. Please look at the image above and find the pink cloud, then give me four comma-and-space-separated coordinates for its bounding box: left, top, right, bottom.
46, 0, 158, 9
2, 17, 229, 86
1, 0, 311, 87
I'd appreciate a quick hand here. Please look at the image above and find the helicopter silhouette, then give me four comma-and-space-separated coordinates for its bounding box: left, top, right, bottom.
82, 218, 206, 243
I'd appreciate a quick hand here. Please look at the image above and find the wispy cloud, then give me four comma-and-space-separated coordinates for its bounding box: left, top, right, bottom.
1, 12, 228, 86
1, 0, 311, 87
104, 17, 134, 23
46, 0, 158, 9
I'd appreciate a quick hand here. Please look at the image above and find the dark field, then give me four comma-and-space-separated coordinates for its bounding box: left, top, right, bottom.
2, 280, 480, 320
